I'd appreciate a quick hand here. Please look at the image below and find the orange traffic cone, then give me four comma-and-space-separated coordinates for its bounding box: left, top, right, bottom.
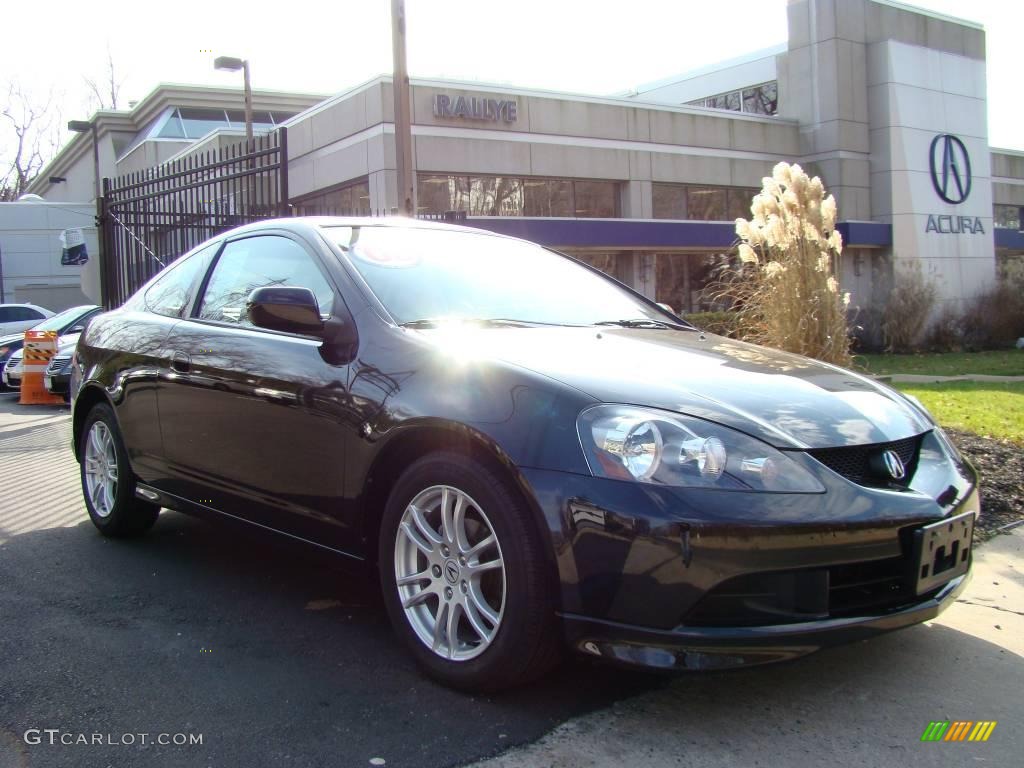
19, 330, 64, 406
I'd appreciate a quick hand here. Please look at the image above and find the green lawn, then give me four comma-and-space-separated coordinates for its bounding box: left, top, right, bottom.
857, 350, 1024, 377
897, 382, 1024, 443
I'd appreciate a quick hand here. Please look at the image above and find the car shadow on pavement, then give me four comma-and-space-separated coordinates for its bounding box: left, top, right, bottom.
0, 510, 663, 768
3, 507, 1020, 768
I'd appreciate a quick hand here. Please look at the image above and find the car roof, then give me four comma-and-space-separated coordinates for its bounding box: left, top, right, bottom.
221, 216, 525, 244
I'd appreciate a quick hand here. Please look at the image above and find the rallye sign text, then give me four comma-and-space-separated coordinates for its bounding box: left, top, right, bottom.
433, 94, 518, 123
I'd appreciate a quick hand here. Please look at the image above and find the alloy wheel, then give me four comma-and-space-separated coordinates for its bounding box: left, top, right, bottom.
394, 484, 506, 661
84, 421, 118, 518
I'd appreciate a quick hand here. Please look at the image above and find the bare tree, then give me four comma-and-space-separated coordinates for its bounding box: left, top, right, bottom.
1, 83, 61, 201
84, 45, 123, 111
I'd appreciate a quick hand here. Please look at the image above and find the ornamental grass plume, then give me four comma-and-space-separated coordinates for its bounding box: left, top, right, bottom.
714, 162, 853, 366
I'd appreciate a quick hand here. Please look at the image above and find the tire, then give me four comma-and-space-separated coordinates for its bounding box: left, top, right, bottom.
379, 451, 561, 691
79, 402, 159, 537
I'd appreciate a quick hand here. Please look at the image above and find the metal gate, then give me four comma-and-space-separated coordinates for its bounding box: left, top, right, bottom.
97, 128, 289, 308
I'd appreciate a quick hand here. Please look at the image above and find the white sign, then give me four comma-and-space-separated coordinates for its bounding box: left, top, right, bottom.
59, 227, 89, 266
60, 228, 84, 249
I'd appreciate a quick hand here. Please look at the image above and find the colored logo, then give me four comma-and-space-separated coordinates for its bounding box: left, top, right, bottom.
921, 721, 997, 742
882, 449, 906, 480
929, 134, 972, 204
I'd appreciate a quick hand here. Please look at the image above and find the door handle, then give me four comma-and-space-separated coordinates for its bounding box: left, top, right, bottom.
170, 351, 192, 373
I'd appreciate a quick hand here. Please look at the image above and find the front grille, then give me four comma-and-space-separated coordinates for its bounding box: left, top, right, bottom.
684, 557, 921, 627
47, 356, 71, 375
4, 354, 21, 378
808, 434, 924, 487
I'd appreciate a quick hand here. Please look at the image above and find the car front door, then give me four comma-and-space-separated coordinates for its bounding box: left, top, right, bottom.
157, 231, 357, 551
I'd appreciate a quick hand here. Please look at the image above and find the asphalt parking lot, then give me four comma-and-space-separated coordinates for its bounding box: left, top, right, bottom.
0, 391, 1021, 768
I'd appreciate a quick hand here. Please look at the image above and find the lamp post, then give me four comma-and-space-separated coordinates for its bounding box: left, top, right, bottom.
67, 119, 99, 202
391, 0, 416, 216
214, 56, 253, 151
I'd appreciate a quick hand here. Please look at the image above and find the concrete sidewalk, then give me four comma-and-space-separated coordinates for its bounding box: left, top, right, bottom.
877, 373, 1024, 383
473, 529, 1024, 768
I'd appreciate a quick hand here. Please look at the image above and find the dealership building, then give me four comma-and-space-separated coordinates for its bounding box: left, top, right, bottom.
24, 0, 1024, 320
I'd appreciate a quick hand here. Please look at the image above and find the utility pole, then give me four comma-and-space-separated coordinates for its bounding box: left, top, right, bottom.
391, 0, 416, 216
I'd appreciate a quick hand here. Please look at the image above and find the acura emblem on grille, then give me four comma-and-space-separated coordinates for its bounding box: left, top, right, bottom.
882, 449, 906, 480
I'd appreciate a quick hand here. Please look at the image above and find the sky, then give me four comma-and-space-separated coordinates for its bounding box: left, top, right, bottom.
2, 0, 1022, 154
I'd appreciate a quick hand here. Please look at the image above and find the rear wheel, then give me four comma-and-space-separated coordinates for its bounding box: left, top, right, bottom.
80, 403, 159, 537
379, 452, 561, 691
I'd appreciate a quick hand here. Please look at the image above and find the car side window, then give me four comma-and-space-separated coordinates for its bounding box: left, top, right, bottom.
197, 235, 334, 326
10, 307, 43, 321
145, 243, 219, 318
0, 308, 12, 322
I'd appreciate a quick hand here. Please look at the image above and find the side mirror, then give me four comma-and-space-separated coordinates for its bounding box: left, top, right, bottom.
66, 325, 85, 334
247, 286, 324, 336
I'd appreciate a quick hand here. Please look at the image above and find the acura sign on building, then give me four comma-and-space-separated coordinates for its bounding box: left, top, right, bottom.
926, 134, 984, 234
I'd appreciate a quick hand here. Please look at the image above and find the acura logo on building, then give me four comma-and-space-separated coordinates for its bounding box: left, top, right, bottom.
929, 134, 971, 204
882, 449, 906, 481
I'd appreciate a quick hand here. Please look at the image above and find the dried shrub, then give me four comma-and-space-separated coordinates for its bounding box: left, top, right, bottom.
924, 304, 964, 352
880, 261, 936, 353
710, 162, 853, 366
960, 282, 1024, 350
684, 310, 740, 337
917, 255, 1024, 352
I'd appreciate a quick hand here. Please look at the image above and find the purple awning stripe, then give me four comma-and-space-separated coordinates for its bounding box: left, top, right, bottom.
995, 227, 1024, 250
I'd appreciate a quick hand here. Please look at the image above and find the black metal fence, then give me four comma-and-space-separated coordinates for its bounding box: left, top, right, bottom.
97, 129, 289, 308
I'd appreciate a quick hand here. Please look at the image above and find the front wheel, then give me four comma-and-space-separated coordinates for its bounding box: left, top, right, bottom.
80, 403, 159, 537
379, 452, 561, 691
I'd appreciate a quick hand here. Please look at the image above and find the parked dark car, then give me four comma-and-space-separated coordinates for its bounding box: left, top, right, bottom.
1, 304, 102, 392
70, 218, 979, 691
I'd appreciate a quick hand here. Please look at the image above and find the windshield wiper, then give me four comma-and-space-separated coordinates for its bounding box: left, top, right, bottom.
594, 318, 694, 330
399, 317, 552, 329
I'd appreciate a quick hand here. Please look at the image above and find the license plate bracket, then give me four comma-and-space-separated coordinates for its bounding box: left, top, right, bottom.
913, 511, 974, 595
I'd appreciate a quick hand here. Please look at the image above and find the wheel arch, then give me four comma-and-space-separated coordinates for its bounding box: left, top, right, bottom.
358, 422, 561, 603
72, 383, 115, 462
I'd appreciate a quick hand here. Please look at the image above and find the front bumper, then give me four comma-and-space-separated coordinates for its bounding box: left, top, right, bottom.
519, 436, 979, 670
44, 372, 71, 396
562, 570, 970, 670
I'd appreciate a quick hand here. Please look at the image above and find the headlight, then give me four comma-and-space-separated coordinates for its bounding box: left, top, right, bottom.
578, 405, 824, 493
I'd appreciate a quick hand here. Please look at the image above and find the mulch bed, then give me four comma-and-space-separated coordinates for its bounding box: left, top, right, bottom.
946, 428, 1024, 542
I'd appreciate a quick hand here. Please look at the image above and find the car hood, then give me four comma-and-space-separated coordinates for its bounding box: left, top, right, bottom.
418, 326, 930, 449
55, 333, 82, 353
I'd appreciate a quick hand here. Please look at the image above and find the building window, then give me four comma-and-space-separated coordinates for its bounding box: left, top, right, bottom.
742, 82, 778, 115
686, 81, 778, 116
293, 179, 371, 216
655, 253, 731, 314
652, 183, 759, 221
565, 251, 633, 285
417, 175, 618, 218
994, 204, 1022, 230
524, 179, 572, 217
155, 108, 296, 140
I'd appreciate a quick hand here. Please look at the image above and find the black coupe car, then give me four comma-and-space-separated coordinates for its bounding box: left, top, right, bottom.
70, 218, 978, 691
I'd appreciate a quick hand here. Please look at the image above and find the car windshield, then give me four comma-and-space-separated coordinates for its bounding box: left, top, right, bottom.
30, 306, 94, 333
324, 225, 685, 328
